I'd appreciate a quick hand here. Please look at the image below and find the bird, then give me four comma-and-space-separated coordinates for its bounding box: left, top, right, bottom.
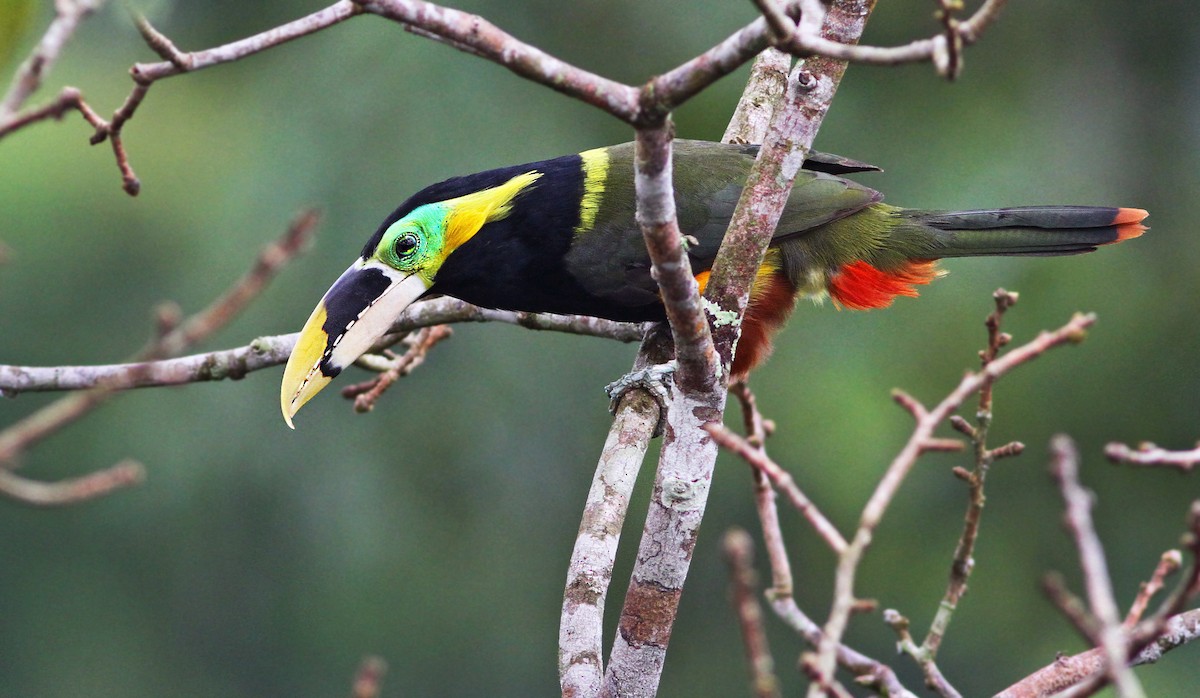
280, 139, 1147, 427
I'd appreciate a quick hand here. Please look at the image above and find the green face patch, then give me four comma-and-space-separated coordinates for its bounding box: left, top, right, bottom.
373, 172, 543, 285
376, 203, 451, 284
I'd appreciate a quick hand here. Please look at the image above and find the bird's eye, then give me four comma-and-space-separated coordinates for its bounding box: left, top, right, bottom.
393, 233, 419, 258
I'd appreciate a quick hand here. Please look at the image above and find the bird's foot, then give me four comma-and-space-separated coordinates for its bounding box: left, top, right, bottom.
605, 360, 676, 435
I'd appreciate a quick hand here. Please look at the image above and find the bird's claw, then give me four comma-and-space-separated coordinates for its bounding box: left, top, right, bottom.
605, 360, 677, 435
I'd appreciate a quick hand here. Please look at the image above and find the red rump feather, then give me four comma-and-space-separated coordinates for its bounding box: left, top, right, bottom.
829, 260, 941, 311
733, 272, 797, 378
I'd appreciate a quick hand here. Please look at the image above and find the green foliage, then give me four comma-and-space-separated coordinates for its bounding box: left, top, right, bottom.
1, 1, 1197, 696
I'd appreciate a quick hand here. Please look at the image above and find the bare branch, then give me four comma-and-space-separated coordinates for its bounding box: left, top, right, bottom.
601, 379, 724, 696
724, 386, 917, 698
722, 48, 790, 145
0, 85, 91, 138
773, 0, 1011, 79
353, 0, 639, 120
0, 458, 143, 507
706, 422, 847, 554
883, 610, 963, 698
1049, 435, 1145, 697
131, 13, 191, 70
0, 211, 318, 467
995, 608, 1200, 698
0, 300, 644, 396
559, 328, 670, 696
342, 325, 453, 412
723, 529, 782, 698
0, 0, 105, 117
1042, 571, 1103, 643
770, 597, 918, 698
909, 288, 1023, 680
1105, 441, 1200, 472
129, 2, 365, 84
729, 383, 796, 602
1125, 551, 1183, 629
809, 310, 1097, 696
649, 18, 772, 116
632, 125, 721, 391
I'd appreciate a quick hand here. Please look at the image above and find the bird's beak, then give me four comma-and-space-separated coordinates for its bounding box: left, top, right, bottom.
280, 259, 429, 428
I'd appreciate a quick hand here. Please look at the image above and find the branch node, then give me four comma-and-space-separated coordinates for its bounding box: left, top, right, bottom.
794, 68, 817, 92
891, 388, 928, 419
133, 12, 193, 71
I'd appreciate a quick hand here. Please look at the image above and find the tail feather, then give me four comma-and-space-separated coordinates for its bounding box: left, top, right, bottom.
914, 206, 1148, 258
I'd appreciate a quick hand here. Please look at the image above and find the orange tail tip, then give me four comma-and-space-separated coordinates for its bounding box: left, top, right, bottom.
829, 260, 942, 311
1112, 207, 1149, 242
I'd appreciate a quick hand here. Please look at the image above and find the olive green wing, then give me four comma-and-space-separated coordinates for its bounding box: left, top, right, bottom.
562, 140, 881, 309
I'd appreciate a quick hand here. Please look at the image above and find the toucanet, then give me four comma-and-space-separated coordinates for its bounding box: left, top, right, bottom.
280, 139, 1147, 427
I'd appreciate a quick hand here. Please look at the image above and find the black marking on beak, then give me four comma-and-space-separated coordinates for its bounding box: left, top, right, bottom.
318, 266, 392, 377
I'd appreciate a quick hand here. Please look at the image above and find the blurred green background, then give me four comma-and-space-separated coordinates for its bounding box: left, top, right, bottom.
1, 1, 1197, 696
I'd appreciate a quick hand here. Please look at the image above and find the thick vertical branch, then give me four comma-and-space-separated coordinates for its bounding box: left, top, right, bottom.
560, 328, 670, 697
705, 0, 876, 374
722, 49, 791, 145
631, 123, 721, 389
599, 117, 726, 698
603, 5, 878, 696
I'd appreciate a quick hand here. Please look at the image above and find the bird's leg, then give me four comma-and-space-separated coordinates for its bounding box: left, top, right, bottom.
605, 360, 677, 436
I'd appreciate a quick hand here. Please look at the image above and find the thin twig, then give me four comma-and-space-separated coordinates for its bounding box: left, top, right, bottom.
129, 2, 365, 83
0, 0, 105, 116
724, 529, 782, 698
1049, 435, 1145, 698
778, 0, 1010, 79
1042, 571, 1103, 642
1124, 551, 1183, 629
706, 422, 847, 554
354, 0, 639, 121
810, 309, 1097, 696
729, 383, 795, 601
343, 325, 453, 412
726, 389, 916, 698
1105, 441, 1200, 472
0, 459, 144, 507
995, 608, 1200, 698
903, 289, 1024, 690
0, 212, 318, 470
882, 610, 963, 698
132, 13, 191, 70
1022, 503, 1200, 698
